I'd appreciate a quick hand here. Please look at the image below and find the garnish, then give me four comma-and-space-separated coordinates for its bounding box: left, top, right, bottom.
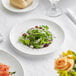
9, 72, 16, 75
0, 63, 16, 76
55, 50, 76, 76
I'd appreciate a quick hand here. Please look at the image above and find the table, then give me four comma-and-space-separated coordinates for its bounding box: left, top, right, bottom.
0, 0, 76, 76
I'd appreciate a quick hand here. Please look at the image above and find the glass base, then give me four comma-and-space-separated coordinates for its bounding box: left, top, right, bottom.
46, 7, 62, 17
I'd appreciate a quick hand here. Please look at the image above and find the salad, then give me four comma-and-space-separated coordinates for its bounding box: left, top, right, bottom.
55, 50, 76, 76
0, 63, 16, 76
19, 25, 53, 49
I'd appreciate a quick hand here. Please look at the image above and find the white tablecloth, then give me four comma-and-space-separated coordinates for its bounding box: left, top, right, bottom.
0, 0, 76, 76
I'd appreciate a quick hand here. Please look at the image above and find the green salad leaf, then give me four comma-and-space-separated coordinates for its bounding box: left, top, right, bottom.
19, 25, 53, 49
9, 72, 16, 75
42, 25, 49, 30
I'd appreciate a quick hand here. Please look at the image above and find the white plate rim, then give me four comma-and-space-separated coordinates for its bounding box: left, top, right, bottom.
0, 49, 24, 76
10, 17, 65, 56
1, 0, 39, 13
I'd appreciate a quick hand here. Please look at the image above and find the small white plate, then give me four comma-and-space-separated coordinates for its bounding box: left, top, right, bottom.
0, 50, 24, 76
2, 0, 39, 13
10, 17, 65, 55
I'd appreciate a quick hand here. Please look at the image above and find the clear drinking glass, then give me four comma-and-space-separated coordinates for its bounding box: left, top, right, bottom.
47, 0, 62, 17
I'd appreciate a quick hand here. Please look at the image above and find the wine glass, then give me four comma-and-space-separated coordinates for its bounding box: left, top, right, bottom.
47, 0, 62, 17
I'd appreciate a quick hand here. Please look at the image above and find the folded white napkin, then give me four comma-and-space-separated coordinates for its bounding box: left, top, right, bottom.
65, 8, 76, 24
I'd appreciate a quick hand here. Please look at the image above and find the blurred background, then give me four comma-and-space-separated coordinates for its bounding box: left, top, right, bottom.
60, 0, 76, 11
40, 0, 76, 13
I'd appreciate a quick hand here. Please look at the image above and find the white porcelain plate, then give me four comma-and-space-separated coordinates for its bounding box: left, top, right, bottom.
10, 18, 65, 55
2, 0, 39, 13
0, 50, 24, 76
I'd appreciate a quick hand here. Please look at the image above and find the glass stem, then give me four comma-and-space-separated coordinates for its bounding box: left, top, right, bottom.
51, 3, 57, 12
46, 0, 62, 17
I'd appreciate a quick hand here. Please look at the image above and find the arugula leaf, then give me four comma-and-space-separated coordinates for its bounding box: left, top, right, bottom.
19, 37, 25, 44
24, 40, 30, 45
9, 72, 16, 75
42, 25, 49, 30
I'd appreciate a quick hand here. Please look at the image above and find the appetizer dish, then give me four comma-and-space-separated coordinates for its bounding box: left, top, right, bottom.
0, 63, 16, 76
55, 50, 76, 76
10, 0, 33, 9
19, 25, 53, 49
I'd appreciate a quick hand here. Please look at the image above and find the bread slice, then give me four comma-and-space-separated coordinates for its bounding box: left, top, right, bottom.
10, 0, 33, 9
